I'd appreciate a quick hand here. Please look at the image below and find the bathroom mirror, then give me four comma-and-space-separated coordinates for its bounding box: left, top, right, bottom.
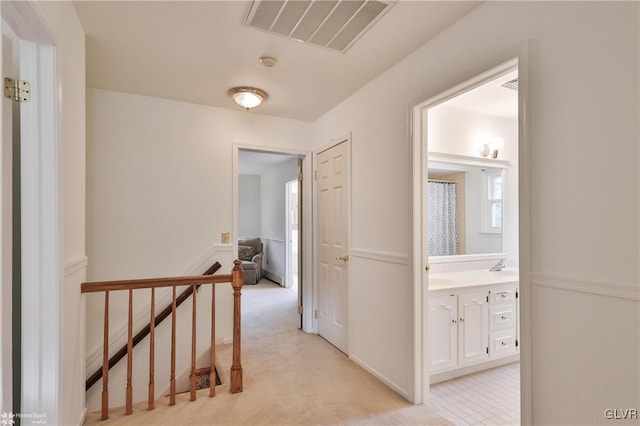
427, 160, 505, 257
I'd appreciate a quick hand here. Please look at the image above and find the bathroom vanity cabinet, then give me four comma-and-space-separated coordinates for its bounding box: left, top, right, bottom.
429, 272, 519, 382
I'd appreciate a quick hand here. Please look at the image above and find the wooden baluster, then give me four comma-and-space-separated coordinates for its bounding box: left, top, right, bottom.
126, 289, 133, 415
170, 286, 176, 406
230, 259, 243, 393
209, 284, 216, 397
148, 288, 155, 410
102, 291, 110, 420
190, 284, 197, 401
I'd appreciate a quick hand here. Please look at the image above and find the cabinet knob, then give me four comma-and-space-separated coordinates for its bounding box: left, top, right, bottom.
459, 317, 465, 322
501, 315, 507, 320
501, 341, 506, 346
452, 319, 457, 324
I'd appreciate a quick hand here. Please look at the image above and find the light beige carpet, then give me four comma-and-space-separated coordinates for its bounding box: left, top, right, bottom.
84, 280, 450, 425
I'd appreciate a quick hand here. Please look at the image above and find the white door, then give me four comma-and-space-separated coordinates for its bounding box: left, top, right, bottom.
428, 294, 457, 373
316, 141, 349, 353
458, 290, 489, 365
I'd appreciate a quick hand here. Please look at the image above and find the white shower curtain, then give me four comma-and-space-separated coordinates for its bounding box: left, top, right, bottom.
428, 182, 458, 256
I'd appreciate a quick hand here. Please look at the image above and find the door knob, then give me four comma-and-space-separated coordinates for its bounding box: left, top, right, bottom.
336, 255, 349, 262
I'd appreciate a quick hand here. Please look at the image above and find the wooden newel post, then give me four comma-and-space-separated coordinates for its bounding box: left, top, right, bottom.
230, 259, 243, 393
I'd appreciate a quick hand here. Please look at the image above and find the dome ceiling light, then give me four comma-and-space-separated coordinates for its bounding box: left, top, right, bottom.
228, 86, 268, 110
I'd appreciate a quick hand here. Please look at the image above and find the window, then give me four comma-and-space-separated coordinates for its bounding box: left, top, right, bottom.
482, 171, 503, 233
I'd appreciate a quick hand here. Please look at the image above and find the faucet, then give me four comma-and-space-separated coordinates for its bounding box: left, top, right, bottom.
490, 259, 506, 272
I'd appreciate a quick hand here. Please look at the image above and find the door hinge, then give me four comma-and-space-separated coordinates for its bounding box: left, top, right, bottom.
297, 305, 303, 314
486, 295, 489, 303
314, 309, 318, 319
515, 339, 519, 347
486, 347, 489, 354
298, 172, 303, 182
516, 291, 519, 299
314, 170, 318, 180
4, 77, 30, 102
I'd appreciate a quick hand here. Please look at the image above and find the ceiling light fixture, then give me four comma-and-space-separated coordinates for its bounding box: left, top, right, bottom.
228, 86, 268, 110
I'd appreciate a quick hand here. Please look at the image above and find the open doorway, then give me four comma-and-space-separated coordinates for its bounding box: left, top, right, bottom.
237, 149, 303, 328
285, 179, 299, 293
413, 59, 523, 424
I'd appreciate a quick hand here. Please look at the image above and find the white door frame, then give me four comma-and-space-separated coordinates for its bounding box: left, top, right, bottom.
232, 142, 314, 331
411, 48, 531, 425
312, 133, 351, 339
285, 178, 298, 290
1, 1, 61, 421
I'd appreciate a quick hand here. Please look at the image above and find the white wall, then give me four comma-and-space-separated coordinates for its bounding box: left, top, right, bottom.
428, 105, 519, 265
238, 174, 261, 237
31, 2, 86, 424
85, 88, 312, 409
312, 1, 639, 421
261, 158, 298, 281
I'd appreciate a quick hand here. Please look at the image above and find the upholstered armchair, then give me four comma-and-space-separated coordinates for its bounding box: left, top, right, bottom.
238, 238, 263, 285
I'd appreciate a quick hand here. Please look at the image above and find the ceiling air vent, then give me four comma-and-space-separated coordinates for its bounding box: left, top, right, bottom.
244, 0, 396, 53
501, 78, 519, 91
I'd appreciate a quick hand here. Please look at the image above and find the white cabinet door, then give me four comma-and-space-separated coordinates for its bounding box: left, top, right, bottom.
458, 290, 489, 366
428, 294, 457, 373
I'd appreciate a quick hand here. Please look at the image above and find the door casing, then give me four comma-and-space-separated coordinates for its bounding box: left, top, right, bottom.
411, 49, 531, 424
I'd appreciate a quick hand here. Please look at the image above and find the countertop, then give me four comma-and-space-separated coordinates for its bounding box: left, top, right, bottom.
429, 269, 519, 291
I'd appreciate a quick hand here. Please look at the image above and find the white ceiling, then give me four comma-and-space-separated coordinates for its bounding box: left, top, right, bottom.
440, 70, 518, 120
73, 1, 480, 122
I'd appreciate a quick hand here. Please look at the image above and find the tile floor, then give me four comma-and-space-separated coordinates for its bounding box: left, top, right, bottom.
429, 362, 520, 425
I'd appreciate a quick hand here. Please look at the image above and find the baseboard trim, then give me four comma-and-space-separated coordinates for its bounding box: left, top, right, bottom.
430, 354, 520, 384
531, 273, 639, 301
263, 270, 284, 285
350, 248, 409, 266
349, 354, 410, 400
78, 408, 87, 426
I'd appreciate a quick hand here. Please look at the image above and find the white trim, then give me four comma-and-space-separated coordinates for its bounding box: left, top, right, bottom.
18, 32, 60, 425
232, 142, 314, 332
350, 354, 410, 400
64, 256, 88, 277
264, 270, 284, 286
350, 248, 408, 266
430, 355, 519, 384
411, 53, 530, 416
531, 274, 639, 301
315, 132, 351, 155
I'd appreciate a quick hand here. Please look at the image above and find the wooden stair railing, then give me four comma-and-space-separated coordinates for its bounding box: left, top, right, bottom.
81, 260, 244, 420
85, 261, 222, 391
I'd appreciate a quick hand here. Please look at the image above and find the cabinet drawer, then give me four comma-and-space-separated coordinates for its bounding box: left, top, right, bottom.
489, 330, 518, 357
489, 304, 516, 332
489, 287, 517, 304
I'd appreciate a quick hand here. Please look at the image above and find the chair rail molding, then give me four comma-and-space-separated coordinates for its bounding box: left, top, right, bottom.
530, 273, 639, 301
350, 248, 409, 266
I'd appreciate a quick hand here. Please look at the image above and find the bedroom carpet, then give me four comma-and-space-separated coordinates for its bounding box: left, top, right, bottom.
84, 280, 450, 425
